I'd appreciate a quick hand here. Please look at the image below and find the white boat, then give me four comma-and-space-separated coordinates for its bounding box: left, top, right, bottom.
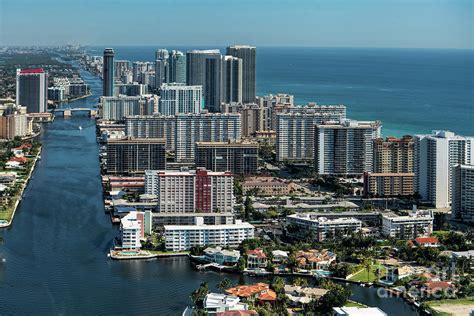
78, 126, 83, 130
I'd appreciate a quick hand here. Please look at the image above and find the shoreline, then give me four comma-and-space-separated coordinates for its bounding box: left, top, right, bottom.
0, 147, 42, 228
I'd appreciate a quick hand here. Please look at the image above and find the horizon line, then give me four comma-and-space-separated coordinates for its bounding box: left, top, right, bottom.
1, 44, 473, 51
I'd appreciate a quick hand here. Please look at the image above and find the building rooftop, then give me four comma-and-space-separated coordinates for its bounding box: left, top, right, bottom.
19, 68, 44, 74
414, 237, 439, 244
333, 306, 387, 316
164, 222, 254, 230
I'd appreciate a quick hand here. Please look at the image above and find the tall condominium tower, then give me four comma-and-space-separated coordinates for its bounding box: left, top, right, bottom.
314, 120, 382, 175
451, 164, 474, 223
103, 48, 115, 97
16, 68, 48, 113
175, 113, 241, 162
106, 138, 167, 174
415, 130, 474, 208
373, 135, 414, 173
364, 135, 415, 197
226, 45, 256, 104
222, 56, 243, 104
158, 83, 202, 115
155, 48, 169, 89
276, 105, 347, 161
114, 60, 131, 81
125, 115, 176, 151
186, 50, 222, 112
168, 50, 186, 84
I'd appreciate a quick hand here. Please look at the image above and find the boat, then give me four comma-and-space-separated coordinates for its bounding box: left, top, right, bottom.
78, 126, 83, 130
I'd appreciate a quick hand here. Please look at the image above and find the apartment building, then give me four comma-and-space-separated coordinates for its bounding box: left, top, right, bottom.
451, 164, 474, 223
415, 130, 474, 208
164, 218, 254, 251
382, 210, 434, 239
145, 168, 234, 213
106, 138, 166, 174
195, 141, 258, 175
314, 120, 381, 175
276, 105, 346, 161
286, 213, 362, 242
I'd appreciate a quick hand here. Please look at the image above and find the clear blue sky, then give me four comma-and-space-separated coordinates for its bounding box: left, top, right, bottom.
0, 0, 472, 48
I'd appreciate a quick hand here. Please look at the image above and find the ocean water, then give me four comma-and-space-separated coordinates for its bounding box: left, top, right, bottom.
86, 46, 474, 137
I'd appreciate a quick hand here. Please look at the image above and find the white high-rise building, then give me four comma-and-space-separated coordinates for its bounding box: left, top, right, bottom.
120, 211, 145, 250
145, 168, 234, 213
451, 164, 474, 223
175, 113, 241, 162
415, 131, 474, 208
158, 83, 202, 115
276, 105, 346, 161
314, 120, 381, 175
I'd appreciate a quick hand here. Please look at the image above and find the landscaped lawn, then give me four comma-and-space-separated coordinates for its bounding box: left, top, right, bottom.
349, 263, 387, 283
0, 207, 13, 221
344, 300, 368, 308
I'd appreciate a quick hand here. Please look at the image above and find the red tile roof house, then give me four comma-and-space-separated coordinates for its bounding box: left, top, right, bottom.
422, 281, 456, 297
8, 156, 28, 164
246, 249, 268, 269
414, 237, 440, 248
225, 283, 277, 305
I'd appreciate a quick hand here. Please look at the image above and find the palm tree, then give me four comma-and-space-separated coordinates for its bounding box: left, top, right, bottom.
217, 278, 231, 292
374, 267, 381, 283
363, 258, 373, 283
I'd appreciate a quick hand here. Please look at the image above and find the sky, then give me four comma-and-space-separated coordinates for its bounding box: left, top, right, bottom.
0, 0, 472, 49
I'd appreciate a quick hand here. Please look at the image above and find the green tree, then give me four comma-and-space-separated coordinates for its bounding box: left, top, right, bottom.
217, 278, 231, 292
190, 282, 209, 309
292, 277, 308, 287
270, 276, 285, 294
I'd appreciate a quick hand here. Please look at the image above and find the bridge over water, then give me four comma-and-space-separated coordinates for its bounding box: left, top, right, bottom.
52, 108, 97, 117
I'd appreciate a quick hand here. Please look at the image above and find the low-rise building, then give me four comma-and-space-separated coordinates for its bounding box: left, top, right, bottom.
246, 249, 267, 269
295, 249, 336, 271
203, 293, 251, 315
414, 237, 440, 247
242, 177, 296, 196
383, 265, 416, 283
286, 213, 362, 242
381, 210, 434, 239
225, 283, 277, 304
120, 211, 144, 250
164, 218, 254, 251
284, 285, 328, 306
451, 250, 474, 273
203, 246, 241, 266
271, 250, 288, 264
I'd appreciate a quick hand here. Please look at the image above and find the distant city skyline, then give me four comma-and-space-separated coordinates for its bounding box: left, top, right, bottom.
0, 0, 472, 49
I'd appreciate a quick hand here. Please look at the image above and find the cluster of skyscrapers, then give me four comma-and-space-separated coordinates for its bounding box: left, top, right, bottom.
96, 44, 473, 240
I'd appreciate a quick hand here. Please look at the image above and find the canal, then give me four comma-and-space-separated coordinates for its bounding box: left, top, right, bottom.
0, 67, 418, 315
